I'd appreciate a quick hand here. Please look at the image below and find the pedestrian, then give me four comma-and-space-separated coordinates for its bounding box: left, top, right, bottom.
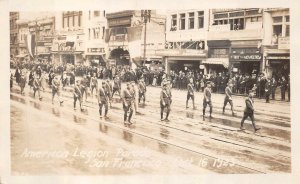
98, 82, 109, 119
279, 76, 287, 101
73, 80, 83, 111
15, 67, 21, 84
138, 78, 147, 104
186, 78, 196, 109
202, 82, 213, 119
32, 75, 42, 100
160, 83, 171, 121
265, 78, 271, 103
270, 76, 277, 100
90, 72, 98, 98
19, 72, 27, 95
51, 75, 64, 106
28, 70, 34, 89
122, 83, 134, 125
105, 79, 113, 107
81, 75, 89, 102
223, 82, 235, 116
240, 90, 261, 132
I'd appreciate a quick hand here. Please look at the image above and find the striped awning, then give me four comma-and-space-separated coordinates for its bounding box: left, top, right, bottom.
202, 58, 229, 68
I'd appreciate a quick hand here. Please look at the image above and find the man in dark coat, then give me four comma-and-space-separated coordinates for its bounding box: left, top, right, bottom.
265, 78, 271, 103
240, 91, 261, 132
270, 76, 277, 100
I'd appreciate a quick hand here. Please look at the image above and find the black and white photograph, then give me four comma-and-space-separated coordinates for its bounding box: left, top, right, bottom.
1, 0, 300, 183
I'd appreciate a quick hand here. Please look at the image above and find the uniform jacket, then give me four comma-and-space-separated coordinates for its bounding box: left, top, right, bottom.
138, 81, 146, 93
203, 87, 212, 101
187, 83, 194, 95
74, 85, 82, 98
244, 97, 254, 113
122, 88, 132, 103
225, 86, 232, 100
98, 87, 108, 102
52, 78, 60, 90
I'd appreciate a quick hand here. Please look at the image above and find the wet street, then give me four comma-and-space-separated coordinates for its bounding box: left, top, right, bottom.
10, 82, 291, 175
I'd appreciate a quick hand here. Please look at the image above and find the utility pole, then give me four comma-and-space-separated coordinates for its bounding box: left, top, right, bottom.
141, 10, 151, 66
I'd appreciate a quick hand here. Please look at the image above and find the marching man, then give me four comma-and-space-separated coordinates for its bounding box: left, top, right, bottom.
186, 78, 196, 109
32, 75, 43, 100
73, 80, 83, 111
160, 83, 171, 122
138, 78, 147, 104
240, 90, 261, 132
202, 82, 213, 119
223, 83, 235, 116
122, 83, 134, 125
98, 81, 109, 119
19, 72, 27, 95
52, 75, 64, 106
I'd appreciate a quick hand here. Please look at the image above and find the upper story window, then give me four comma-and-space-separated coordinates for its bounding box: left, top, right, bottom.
62, 11, 82, 28
188, 12, 194, 29
170, 14, 177, 31
272, 14, 289, 38
94, 11, 100, 17
198, 11, 204, 28
285, 15, 290, 22
179, 13, 186, 30
273, 16, 283, 23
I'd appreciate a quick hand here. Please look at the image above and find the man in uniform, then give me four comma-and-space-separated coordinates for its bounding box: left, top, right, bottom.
160, 83, 171, 121
186, 78, 196, 109
98, 82, 109, 118
52, 75, 64, 106
32, 75, 43, 100
223, 82, 235, 116
122, 83, 134, 125
19, 72, 27, 95
138, 78, 147, 104
203, 82, 213, 119
130, 81, 138, 113
81, 75, 89, 102
105, 79, 113, 107
90, 72, 98, 98
279, 76, 287, 101
73, 80, 83, 111
112, 75, 121, 98
240, 90, 261, 132
265, 78, 271, 103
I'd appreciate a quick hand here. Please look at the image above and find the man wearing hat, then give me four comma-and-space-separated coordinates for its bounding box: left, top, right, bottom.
19, 72, 27, 95
186, 78, 196, 109
52, 75, 64, 106
130, 81, 138, 113
265, 78, 271, 103
32, 74, 43, 100
122, 83, 134, 125
105, 79, 113, 107
112, 75, 121, 98
90, 72, 98, 98
98, 81, 109, 118
138, 78, 147, 104
160, 83, 171, 121
81, 74, 89, 102
74, 80, 83, 111
240, 90, 261, 132
202, 81, 213, 119
223, 82, 235, 116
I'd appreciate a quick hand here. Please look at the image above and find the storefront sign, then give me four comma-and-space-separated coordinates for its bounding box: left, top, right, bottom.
278, 37, 290, 50
232, 68, 238, 72
230, 53, 262, 61
155, 49, 206, 57
108, 17, 131, 27
199, 65, 205, 69
209, 48, 229, 58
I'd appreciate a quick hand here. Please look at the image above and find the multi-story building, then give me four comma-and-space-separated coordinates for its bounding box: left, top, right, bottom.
84, 10, 107, 66
28, 17, 55, 61
262, 8, 290, 79
16, 20, 29, 60
155, 10, 209, 74
10, 12, 19, 57
207, 8, 264, 76
52, 11, 85, 65
106, 10, 166, 67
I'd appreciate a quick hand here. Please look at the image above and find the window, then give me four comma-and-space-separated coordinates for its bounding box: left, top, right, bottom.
63, 17, 68, 28
69, 16, 74, 27
179, 13, 185, 30
273, 25, 282, 36
285, 15, 290, 22
229, 18, 244, 30
88, 28, 90, 40
286, 25, 290, 37
103, 11, 106, 17
198, 11, 204, 28
102, 26, 105, 39
74, 15, 79, 27
188, 12, 194, 29
273, 16, 283, 23
89, 11, 91, 20
63, 11, 82, 28
94, 11, 100, 17
171, 14, 177, 31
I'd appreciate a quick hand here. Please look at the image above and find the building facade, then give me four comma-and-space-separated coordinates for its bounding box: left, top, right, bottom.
10, 12, 19, 57
16, 20, 29, 60
208, 9, 264, 76
84, 11, 107, 66
156, 10, 209, 74
106, 10, 166, 67
262, 8, 290, 79
52, 11, 85, 65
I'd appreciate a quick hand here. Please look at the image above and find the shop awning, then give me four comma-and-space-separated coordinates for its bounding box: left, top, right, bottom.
15, 54, 28, 58
202, 58, 229, 68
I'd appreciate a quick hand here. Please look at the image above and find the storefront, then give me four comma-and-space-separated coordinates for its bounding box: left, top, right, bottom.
155, 49, 207, 74
206, 40, 231, 75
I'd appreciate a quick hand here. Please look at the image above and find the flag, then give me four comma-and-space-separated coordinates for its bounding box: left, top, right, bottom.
104, 28, 111, 43
25, 34, 36, 58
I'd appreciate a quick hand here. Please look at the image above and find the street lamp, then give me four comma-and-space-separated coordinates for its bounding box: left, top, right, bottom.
141, 10, 151, 66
